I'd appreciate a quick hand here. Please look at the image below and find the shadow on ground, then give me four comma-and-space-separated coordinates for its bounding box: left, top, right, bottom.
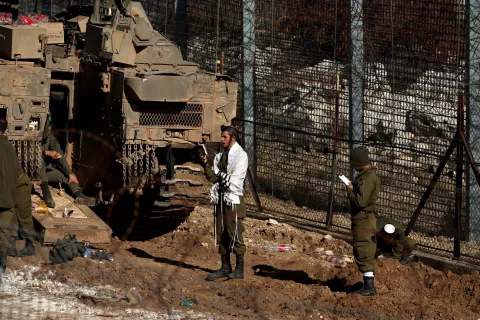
252, 264, 362, 293
128, 247, 214, 273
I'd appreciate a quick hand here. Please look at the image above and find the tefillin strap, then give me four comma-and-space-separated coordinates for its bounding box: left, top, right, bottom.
216, 172, 232, 190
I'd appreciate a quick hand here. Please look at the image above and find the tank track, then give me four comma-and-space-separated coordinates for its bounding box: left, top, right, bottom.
106, 164, 210, 241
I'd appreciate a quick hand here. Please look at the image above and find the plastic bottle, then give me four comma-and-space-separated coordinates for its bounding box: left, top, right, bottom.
58, 183, 65, 196
325, 255, 345, 267
264, 244, 296, 253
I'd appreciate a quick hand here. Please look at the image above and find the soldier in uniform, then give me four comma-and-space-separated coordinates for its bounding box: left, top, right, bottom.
39, 121, 92, 207
10, 169, 36, 257
200, 126, 248, 281
376, 216, 416, 264
0, 119, 21, 280
345, 146, 380, 296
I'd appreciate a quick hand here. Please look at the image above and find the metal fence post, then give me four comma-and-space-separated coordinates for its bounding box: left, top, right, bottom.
174, 0, 189, 58
326, 72, 341, 229
467, 0, 480, 241
42, 0, 52, 16
242, 0, 256, 182
349, 0, 364, 175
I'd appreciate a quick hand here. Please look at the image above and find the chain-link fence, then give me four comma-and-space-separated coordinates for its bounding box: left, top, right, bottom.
11, 0, 480, 262
361, 0, 469, 258
150, 0, 479, 262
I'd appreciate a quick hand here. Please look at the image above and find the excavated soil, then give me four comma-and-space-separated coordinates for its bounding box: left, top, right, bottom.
8, 206, 480, 319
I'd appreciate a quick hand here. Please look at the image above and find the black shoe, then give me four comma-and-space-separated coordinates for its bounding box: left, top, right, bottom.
18, 239, 35, 257
40, 183, 55, 208
73, 189, 85, 198
227, 254, 244, 280
73, 190, 96, 206
206, 254, 232, 281
8, 237, 17, 257
350, 276, 376, 296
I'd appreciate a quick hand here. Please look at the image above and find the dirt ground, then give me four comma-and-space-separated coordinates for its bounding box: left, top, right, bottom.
7, 205, 480, 320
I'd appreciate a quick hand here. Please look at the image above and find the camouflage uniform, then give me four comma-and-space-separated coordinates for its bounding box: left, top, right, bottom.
13, 172, 36, 242
0, 135, 19, 259
204, 152, 246, 256
347, 167, 380, 273
9, 171, 36, 257
376, 216, 416, 260
40, 133, 81, 195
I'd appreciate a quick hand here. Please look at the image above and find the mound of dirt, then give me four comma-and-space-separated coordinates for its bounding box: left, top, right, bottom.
11, 205, 480, 319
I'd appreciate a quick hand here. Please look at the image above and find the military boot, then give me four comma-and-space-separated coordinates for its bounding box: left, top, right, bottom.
40, 183, 55, 208
18, 239, 35, 257
351, 277, 376, 296
73, 188, 96, 206
227, 254, 244, 280
206, 254, 232, 281
8, 237, 17, 257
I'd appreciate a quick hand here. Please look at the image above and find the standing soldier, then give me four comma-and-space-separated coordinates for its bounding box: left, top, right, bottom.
0, 119, 21, 281
345, 146, 380, 296
11, 169, 36, 257
376, 216, 416, 264
200, 125, 248, 281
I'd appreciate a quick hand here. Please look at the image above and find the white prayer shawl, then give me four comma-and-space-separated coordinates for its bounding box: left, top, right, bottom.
209, 142, 248, 207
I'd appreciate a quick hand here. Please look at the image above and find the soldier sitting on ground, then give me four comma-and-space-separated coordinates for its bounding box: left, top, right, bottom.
39, 121, 94, 208
375, 216, 417, 265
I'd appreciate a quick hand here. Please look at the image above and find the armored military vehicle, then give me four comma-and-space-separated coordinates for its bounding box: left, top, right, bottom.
72, 0, 238, 239
0, 0, 238, 240
0, 25, 51, 183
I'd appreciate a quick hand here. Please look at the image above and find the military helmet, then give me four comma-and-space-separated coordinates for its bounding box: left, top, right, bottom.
351, 146, 371, 166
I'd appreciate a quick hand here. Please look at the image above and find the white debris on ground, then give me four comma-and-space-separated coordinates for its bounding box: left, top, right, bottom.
321, 234, 333, 241
267, 218, 279, 225
0, 265, 209, 320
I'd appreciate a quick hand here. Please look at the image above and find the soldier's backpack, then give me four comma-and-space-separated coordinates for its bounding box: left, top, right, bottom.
49, 234, 86, 264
